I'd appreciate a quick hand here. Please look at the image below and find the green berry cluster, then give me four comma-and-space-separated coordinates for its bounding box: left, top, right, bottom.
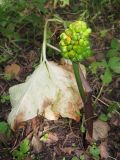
59, 21, 92, 62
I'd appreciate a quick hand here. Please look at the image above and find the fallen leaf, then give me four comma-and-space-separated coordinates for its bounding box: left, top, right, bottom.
99, 141, 109, 159
45, 132, 58, 144
31, 135, 43, 153
93, 119, 110, 140
61, 147, 74, 155
8, 61, 86, 130
4, 63, 21, 78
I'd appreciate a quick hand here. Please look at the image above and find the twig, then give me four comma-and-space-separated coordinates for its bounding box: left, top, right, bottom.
93, 84, 104, 105
92, 95, 109, 107
108, 155, 118, 160
47, 43, 61, 53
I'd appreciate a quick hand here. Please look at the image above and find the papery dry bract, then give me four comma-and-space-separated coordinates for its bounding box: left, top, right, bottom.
8, 61, 86, 130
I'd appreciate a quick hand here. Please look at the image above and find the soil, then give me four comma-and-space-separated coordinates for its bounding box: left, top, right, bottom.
0, 2, 120, 159
0, 48, 120, 160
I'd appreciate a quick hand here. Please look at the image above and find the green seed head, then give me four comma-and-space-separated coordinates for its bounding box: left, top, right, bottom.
59, 20, 93, 62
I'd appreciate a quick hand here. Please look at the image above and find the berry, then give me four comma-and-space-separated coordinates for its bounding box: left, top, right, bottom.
59, 21, 93, 62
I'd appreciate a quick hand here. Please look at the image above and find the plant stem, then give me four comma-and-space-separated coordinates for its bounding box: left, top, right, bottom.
41, 19, 63, 62
47, 43, 61, 53
72, 62, 86, 101
72, 61, 93, 138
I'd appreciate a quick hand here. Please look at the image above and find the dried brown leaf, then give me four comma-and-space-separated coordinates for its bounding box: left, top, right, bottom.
93, 119, 110, 140
61, 147, 74, 155
4, 63, 21, 78
99, 141, 109, 159
45, 132, 58, 144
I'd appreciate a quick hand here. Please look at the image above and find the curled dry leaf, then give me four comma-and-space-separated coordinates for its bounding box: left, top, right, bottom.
4, 63, 21, 78
93, 119, 110, 140
8, 61, 86, 130
60, 147, 74, 155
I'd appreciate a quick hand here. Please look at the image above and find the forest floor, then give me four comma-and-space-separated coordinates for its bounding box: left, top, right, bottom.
0, 1, 120, 160
0, 39, 120, 160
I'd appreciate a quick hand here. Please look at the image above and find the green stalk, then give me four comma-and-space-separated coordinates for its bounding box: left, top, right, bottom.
72, 61, 93, 138
41, 18, 63, 63
72, 61, 86, 102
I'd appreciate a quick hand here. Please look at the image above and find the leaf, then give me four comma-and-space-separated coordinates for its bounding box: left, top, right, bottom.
41, 132, 58, 144
108, 57, 120, 74
93, 120, 110, 140
4, 63, 21, 78
60, 0, 69, 7
8, 61, 86, 130
40, 133, 49, 142
89, 62, 102, 74
0, 121, 11, 137
107, 49, 120, 58
101, 68, 112, 85
20, 139, 30, 154
61, 147, 74, 155
90, 60, 107, 74
89, 145, 100, 160
71, 156, 79, 160
32, 0, 47, 13
111, 38, 120, 50
80, 155, 85, 160
12, 138, 30, 160
0, 55, 9, 64
98, 113, 108, 122
0, 94, 10, 103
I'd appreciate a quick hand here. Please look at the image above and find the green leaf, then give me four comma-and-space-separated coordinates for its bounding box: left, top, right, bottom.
32, 0, 47, 13
0, 94, 10, 103
0, 121, 11, 138
98, 113, 108, 122
107, 49, 120, 58
89, 62, 103, 74
40, 133, 49, 142
80, 155, 85, 160
12, 138, 30, 160
0, 55, 10, 64
89, 145, 100, 160
20, 139, 30, 154
72, 156, 79, 160
90, 60, 108, 74
108, 57, 120, 74
101, 68, 112, 85
12, 150, 25, 160
60, 0, 69, 7
111, 38, 120, 50
25, 14, 42, 25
